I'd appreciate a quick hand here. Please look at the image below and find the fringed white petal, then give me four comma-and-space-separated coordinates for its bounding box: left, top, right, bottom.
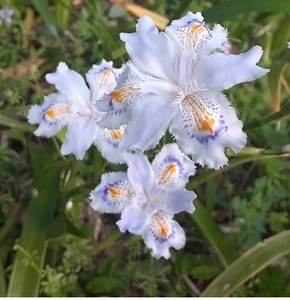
152, 143, 195, 189
94, 125, 126, 164
28, 93, 73, 138
86, 59, 122, 102
170, 90, 247, 169
142, 211, 186, 259
90, 172, 134, 213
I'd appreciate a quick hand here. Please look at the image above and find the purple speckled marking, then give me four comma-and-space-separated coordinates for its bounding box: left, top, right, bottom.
189, 117, 227, 144
109, 100, 126, 117
101, 181, 122, 206
154, 228, 176, 244
184, 19, 212, 37
106, 139, 119, 149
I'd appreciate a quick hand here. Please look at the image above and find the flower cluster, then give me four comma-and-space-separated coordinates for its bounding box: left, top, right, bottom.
28, 11, 269, 259
90, 143, 196, 259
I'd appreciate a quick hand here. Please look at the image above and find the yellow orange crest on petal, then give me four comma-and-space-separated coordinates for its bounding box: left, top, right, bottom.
110, 85, 140, 103
183, 94, 216, 135
185, 22, 209, 48
158, 163, 178, 185
44, 104, 72, 120
153, 212, 171, 239
107, 128, 124, 140
108, 186, 133, 200
99, 69, 113, 87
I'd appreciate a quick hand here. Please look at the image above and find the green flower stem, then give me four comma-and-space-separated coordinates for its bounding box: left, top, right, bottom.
190, 147, 290, 189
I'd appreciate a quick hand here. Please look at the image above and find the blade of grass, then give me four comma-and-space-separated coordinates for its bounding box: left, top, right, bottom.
92, 229, 123, 255
201, 230, 290, 296
7, 143, 63, 296
85, 1, 124, 62
205, 176, 216, 212
32, 0, 59, 38
244, 101, 290, 130
55, 0, 73, 29
203, 0, 290, 22
0, 258, 6, 296
0, 114, 34, 132
0, 204, 20, 243
267, 62, 289, 113
191, 200, 236, 268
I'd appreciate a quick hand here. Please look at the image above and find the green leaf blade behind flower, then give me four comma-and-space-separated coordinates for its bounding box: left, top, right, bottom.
31, 0, 59, 38
0, 259, 6, 296
6, 143, 64, 296
191, 200, 236, 268
201, 230, 290, 296
203, 0, 290, 22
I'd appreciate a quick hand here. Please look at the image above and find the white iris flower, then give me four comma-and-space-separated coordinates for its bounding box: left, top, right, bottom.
98, 12, 269, 169
28, 60, 125, 162
90, 143, 197, 259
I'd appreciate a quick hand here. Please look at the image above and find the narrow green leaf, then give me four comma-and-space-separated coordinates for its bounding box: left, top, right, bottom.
32, 0, 59, 37
244, 101, 290, 130
0, 114, 34, 132
203, 0, 290, 22
55, 0, 73, 29
85, 2, 124, 62
92, 229, 122, 255
7, 144, 62, 296
45, 212, 67, 241
0, 205, 20, 243
267, 62, 289, 113
201, 230, 290, 296
271, 18, 290, 57
0, 258, 6, 296
66, 217, 90, 239
191, 200, 236, 268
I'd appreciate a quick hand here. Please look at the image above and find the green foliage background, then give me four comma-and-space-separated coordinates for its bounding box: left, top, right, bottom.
1, 0, 290, 296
